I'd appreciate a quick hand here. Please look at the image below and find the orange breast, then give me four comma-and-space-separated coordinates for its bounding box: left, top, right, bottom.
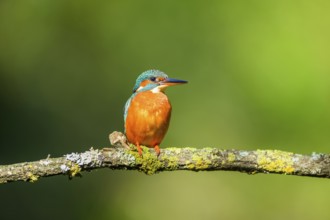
125, 91, 172, 147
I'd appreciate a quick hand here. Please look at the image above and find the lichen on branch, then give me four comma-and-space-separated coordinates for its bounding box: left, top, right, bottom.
0, 131, 330, 184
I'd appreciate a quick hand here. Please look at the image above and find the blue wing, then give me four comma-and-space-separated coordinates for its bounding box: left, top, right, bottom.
123, 93, 135, 133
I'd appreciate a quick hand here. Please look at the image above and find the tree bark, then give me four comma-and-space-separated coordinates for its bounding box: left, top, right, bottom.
1, 131, 330, 184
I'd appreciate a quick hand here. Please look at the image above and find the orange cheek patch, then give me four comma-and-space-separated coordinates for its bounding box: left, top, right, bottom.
140, 80, 150, 87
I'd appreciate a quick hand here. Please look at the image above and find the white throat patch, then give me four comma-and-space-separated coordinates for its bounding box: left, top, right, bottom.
151, 85, 167, 93
136, 84, 168, 93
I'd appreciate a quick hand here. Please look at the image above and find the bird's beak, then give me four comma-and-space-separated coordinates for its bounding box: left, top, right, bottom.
160, 78, 188, 86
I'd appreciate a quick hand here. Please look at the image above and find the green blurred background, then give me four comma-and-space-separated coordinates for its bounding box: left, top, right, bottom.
1, 0, 330, 219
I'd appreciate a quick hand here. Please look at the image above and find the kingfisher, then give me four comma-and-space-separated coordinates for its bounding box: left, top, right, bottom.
124, 70, 187, 156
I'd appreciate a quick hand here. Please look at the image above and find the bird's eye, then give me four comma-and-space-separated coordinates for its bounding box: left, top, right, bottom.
150, 77, 156, 82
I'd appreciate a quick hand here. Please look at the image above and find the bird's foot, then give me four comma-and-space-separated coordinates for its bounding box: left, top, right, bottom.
136, 143, 143, 157
154, 145, 161, 157
134, 143, 160, 158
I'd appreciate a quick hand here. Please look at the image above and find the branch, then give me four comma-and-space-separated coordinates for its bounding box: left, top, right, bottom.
1, 131, 330, 184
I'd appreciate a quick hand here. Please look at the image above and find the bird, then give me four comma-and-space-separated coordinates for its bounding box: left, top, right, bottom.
124, 69, 187, 156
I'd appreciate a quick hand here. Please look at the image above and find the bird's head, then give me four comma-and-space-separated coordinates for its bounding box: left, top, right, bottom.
132, 69, 187, 93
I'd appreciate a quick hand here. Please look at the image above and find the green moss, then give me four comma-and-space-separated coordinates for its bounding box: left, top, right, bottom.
257, 150, 294, 174
129, 146, 163, 175
186, 164, 196, 169
129, 143, 136, 149
69, 163, 82, 177
227, 152, 236, 163
190, 154, 212, 170
185, 160, 195, 169
26, 172, 39, 183
162, 155, 179, 170
220, 152, 236, 165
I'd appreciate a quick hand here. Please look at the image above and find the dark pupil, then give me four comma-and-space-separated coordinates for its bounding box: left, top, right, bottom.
150, 77, 156, 81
